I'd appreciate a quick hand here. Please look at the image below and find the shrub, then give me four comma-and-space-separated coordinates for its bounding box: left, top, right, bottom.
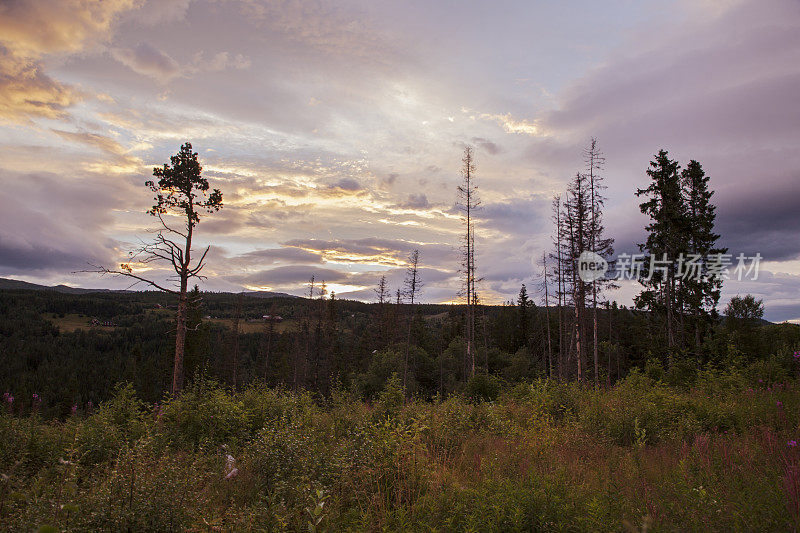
159, 377, 248, 449
464, 373, 501, 403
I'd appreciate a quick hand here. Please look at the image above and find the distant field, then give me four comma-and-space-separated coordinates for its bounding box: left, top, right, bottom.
208, 317, 297, 333
44, 312, 297, 334
44, 313, 119, 333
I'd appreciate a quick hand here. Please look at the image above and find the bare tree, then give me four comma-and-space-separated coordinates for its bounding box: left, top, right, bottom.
87, 142, 222, 394
297, 275, 316, 391
374, 275, 390, 348
550, 195, 565, 379
584, 138, 615, 387
456, 146, 480, 377
541, 252, 553, 379
563, 172, 591, 381
403, 249, 422, 390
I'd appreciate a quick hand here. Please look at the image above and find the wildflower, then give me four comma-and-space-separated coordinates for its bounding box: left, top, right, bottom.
70, 404, 78, 415
2, 392, 12, 404
789, 440, 798, 447
778, 401, 783, 408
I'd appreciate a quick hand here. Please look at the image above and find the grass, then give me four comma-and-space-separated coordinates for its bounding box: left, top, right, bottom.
207, 317, 298, 334
1, 370, 798, 532
43, 312, 298, 334
43, 313, 119, 333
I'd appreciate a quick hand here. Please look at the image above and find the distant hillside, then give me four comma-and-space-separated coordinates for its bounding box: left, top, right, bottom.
0, 277, 299, 298
243, 290, 299, 299
0, 278, 49, 291
0, 277, 117, 294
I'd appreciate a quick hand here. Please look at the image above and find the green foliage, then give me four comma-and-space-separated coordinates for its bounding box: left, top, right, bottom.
374, 372, 405, 420
464, 373, 501, 403
159, 376, 248, 448
2, 358, 800, 531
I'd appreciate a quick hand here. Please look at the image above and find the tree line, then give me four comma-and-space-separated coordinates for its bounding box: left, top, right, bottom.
55, 139, 784, 402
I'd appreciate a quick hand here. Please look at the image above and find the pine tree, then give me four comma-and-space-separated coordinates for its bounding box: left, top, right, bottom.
89, 142, 223, 394
516, 284, 531, 351
681, 160, 725, 353
636, 149, 689, 349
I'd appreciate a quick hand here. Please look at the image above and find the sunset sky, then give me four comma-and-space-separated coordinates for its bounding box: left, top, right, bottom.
1, 0, 799, 320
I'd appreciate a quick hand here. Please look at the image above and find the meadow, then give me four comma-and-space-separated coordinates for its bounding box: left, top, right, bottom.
2, 358, 798, 532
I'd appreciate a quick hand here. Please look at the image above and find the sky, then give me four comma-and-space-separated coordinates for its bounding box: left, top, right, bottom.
1, 0, 799, 321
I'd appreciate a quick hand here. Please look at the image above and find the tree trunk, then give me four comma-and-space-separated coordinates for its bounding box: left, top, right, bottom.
593, 283, 598, 387
544, 254, 553, 379
172, 289, 187, 394
264, 319, 274, 382
171, 224, 193, 395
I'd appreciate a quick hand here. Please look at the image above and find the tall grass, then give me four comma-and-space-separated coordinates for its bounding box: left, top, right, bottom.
1, 364, 798, 531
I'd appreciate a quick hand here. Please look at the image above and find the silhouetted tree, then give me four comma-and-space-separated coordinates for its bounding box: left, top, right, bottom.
403, 249, 422, 390
681, 160, 725, 352
636, 150, 687, 350
457, 146, 480, 376
585, 138, 615, 386
88, 142, 222, 394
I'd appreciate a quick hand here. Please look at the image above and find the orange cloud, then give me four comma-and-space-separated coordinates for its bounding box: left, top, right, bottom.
0, 0, 141, 122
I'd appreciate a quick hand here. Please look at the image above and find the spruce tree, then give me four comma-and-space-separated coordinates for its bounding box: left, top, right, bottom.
681, 160, 725, 352
635, 149, 689, 349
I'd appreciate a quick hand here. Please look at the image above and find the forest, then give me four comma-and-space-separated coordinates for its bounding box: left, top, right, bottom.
1, 142, 800, 531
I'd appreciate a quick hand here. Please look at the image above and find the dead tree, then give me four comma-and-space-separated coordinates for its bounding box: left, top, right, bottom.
584, 138, 614, 387
564, 172, 590, 381
403, 249, 422, 391
542, 252, 553, 379
456, 146, 480, 377
374, 275, 390, 348
86, 142, 222, 394
550, 195, 565, 379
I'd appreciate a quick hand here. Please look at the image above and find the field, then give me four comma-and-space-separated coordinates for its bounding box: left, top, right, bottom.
1, 366, 798, 532
207, 317, 299, 334
44, 313, 116, 333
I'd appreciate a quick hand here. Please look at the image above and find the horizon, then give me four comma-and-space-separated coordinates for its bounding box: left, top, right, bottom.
1, 0, 799, 320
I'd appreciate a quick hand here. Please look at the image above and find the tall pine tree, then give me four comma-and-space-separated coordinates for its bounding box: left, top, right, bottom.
636, 149, 689, 350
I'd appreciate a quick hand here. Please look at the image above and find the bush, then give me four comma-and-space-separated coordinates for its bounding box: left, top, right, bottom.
159, 377, 248, 449
464, 373, 501, 403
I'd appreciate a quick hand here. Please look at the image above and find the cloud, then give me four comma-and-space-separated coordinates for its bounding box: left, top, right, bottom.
281, 237, 456, 268
111, 44, 252, 81
399, 193, 429, 209
231, 247, 324, 267
328, 177, 363, 192
237, 265, 350, 288
111, 43, 181, 79
51, 129, 125, 155
0, 0, 139, 56
0, 47, 80, 122
0, 170, 124, 276
471, 137, 502, 155
480, 112, 540, 136
716, 182, 800, 262
0, 0, 140, 122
